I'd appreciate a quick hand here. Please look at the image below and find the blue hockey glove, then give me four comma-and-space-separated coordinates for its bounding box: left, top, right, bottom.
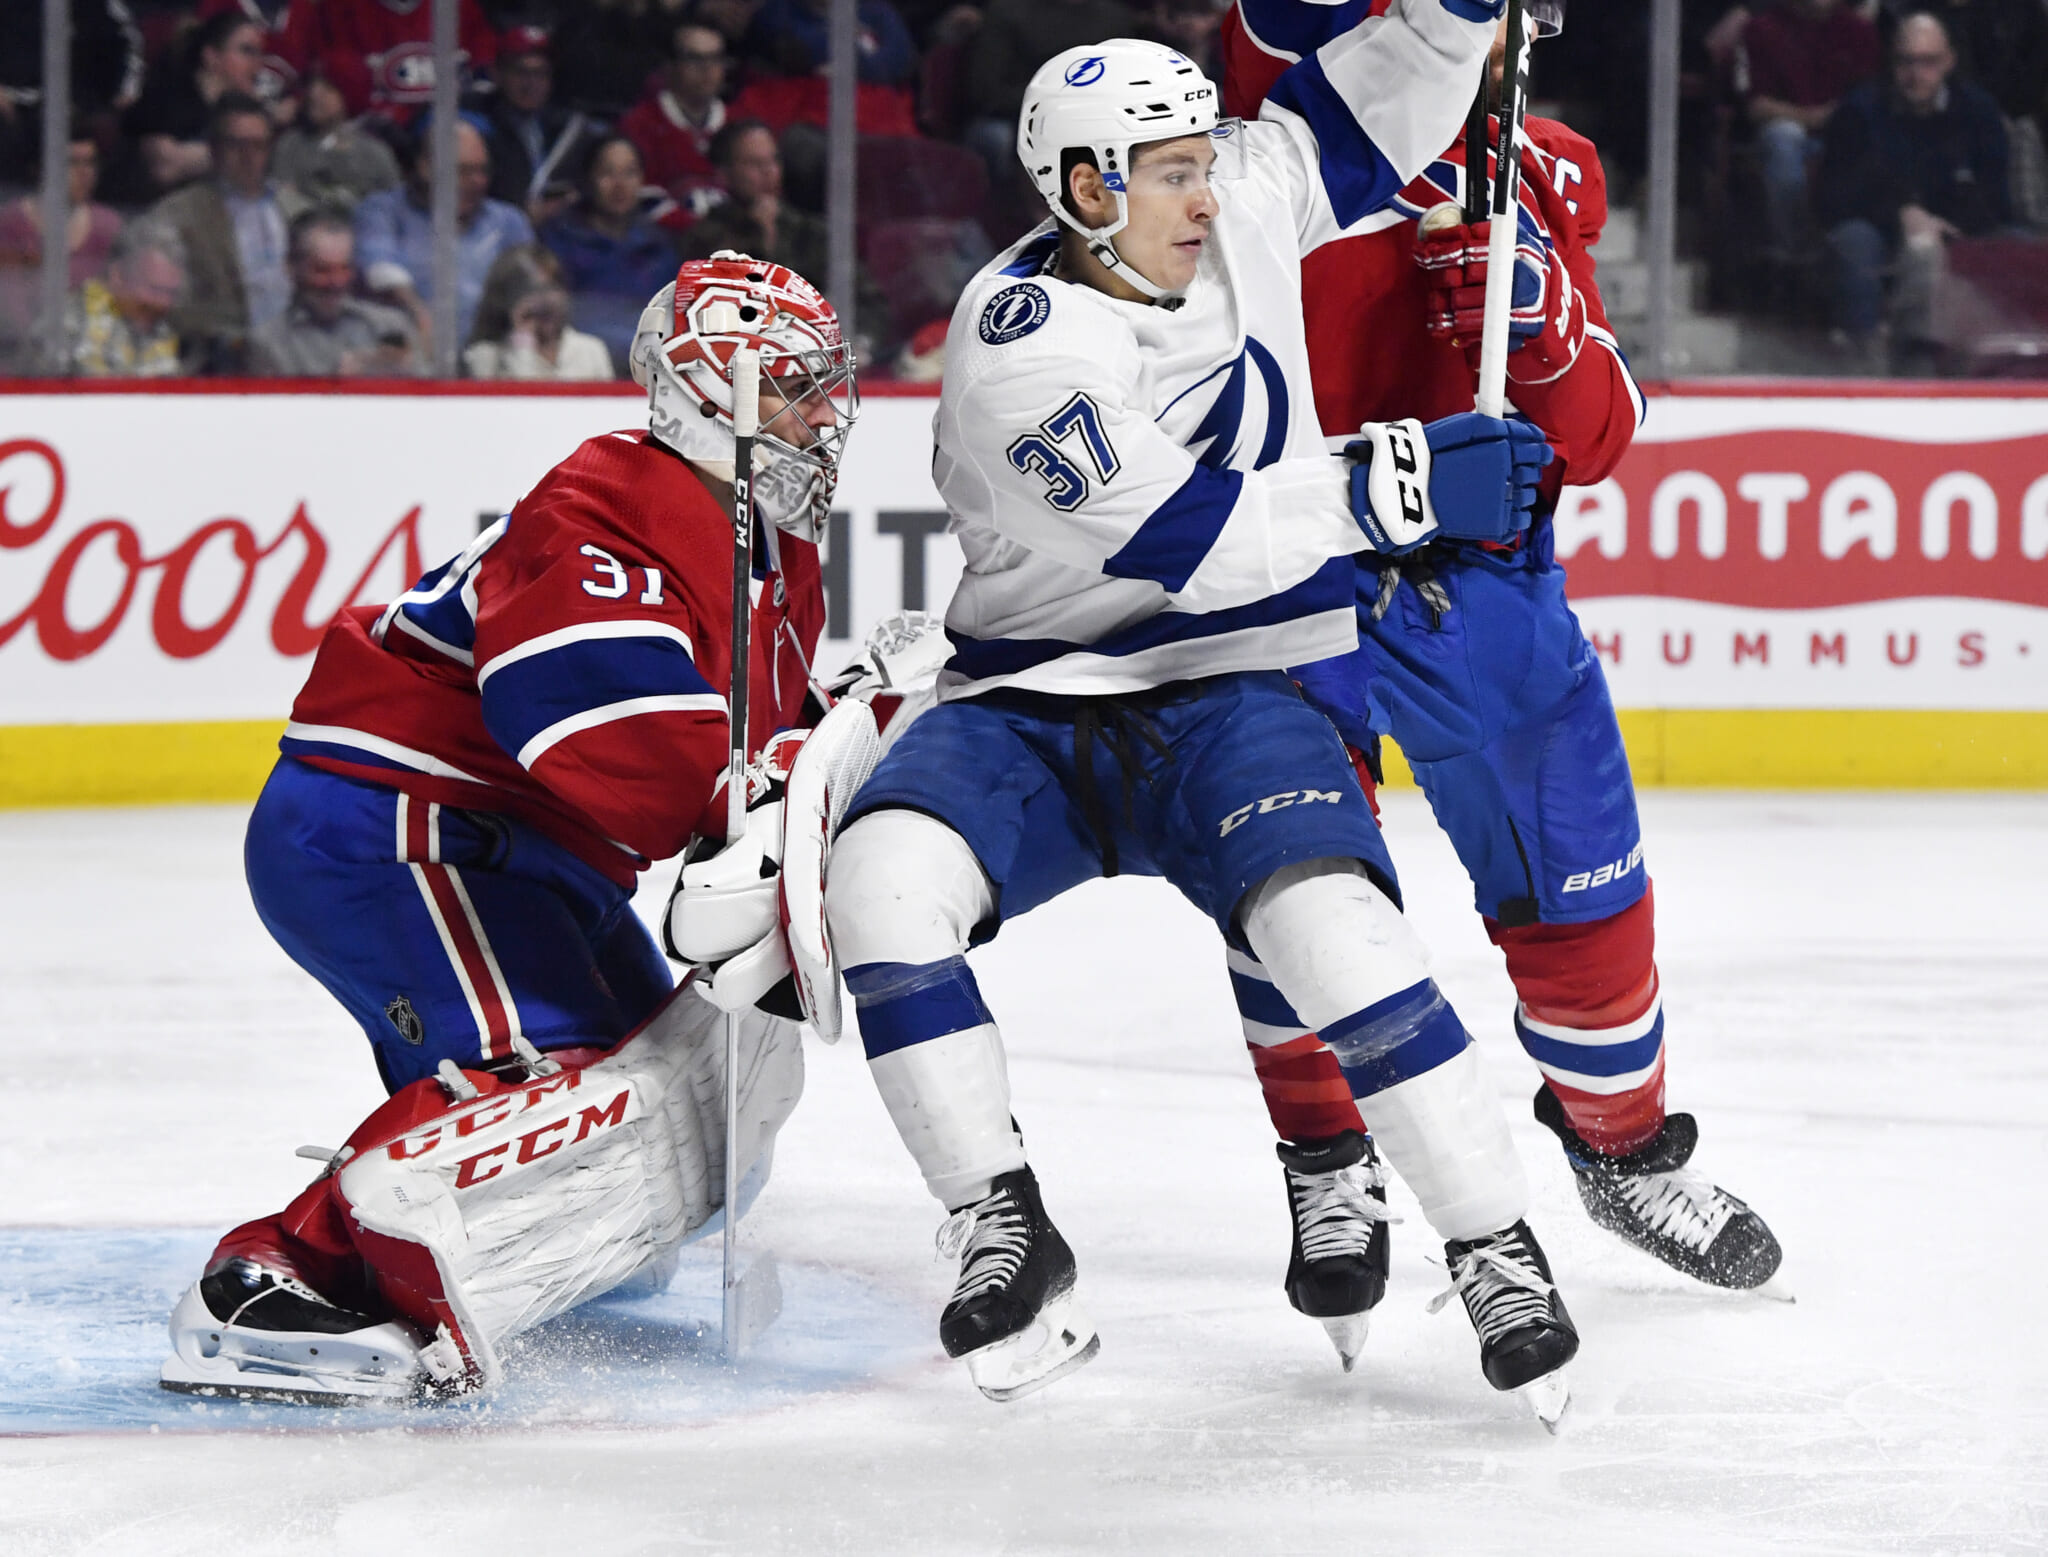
1345, 413, 1553, 554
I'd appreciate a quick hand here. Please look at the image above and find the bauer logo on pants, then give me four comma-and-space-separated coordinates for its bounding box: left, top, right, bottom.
1219, 788, 1344, 838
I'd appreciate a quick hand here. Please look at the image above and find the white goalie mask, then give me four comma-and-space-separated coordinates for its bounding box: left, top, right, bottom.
1016, 40, 1249, 303
629, 252, 859, 544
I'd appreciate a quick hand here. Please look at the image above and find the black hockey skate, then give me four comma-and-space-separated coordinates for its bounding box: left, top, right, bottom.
1535, 1087, 1783, 1291
1432, 1220, 1578, 1431
1277, 1129, 1393, 1372
160, 1258, 437, 1403
936, 1167, 1099, 1401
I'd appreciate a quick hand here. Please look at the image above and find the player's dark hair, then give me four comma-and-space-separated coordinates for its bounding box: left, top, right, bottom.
1058, 148, 1099, 222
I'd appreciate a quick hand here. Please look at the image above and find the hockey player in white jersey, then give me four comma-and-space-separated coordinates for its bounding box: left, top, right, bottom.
802, 12, 1578, 1421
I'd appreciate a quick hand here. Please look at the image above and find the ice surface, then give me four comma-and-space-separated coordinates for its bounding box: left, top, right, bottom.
2, 794, 2045, 1554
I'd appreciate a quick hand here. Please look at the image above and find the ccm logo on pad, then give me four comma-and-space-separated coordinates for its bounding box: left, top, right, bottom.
1219, 789, 1344, 837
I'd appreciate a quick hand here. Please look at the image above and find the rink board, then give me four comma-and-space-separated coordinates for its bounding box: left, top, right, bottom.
0, 379, 2043, 803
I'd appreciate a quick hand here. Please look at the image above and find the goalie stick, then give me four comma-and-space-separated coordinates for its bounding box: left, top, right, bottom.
721, 348, 780, 1359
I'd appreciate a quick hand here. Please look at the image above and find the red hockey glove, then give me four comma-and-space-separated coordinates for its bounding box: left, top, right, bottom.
1414, 204, 1587, 386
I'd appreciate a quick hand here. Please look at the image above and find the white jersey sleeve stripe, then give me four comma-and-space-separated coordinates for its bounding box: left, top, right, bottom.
516, 692, 728, 770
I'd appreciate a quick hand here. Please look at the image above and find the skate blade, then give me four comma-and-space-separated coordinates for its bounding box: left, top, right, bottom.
965, 1290, 1100, 1403
1318, 1312, 1370, 1373
1517, 1368, 1571, 1434
159, 1355, 413, 1406
1750, 1276, 1797, 1304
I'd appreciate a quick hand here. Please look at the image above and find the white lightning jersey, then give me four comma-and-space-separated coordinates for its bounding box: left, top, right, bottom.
932, 0, 1494, 700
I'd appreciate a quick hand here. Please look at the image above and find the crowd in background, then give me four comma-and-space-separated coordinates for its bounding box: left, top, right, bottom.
1, 0, 2045, 380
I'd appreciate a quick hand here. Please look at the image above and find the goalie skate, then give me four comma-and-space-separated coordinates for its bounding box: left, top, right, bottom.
1277, 1129, 1393, 1372
159, 1258, 451, 1404
1535, 1087, 1783, 1291
936, 1167, 1100, 1401
1431, 1220, 1578, 1433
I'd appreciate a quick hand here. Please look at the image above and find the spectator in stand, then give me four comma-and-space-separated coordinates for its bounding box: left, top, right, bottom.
1818, 11, 2012, 367
483, 26, 598, 224
554, 0, 693, 116
464, 242, 614, 378
1896, 0, 2048, 223
0, 1, 144, 186
620, 22, 729, 200
962, 0, 1137, 182
124, 11, 269, 197
251, 210, 424, 375
354, 113, 534, 348
195, 0, 317, 113
69, 218, 187, 378
153, 92, 292, 372
680, 119, 890, 362
540, 135, 680, 372
309, 0, 498, 119
1143, 0, 1224, 76
745, 0, 917, 85
1741, 0, 1880, 257
0, 128, 124, 360
272, 65, 402, 215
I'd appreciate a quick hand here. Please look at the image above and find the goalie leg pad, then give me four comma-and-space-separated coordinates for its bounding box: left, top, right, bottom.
780, 695, 885, 1040
335, 986, 803, 1382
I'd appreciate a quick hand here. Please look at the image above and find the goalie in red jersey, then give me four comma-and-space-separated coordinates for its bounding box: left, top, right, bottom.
1219, 2, 1783, 1369
159, 254, 859, 1402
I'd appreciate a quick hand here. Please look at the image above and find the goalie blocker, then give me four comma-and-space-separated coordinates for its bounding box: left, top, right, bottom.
162, 987, 802, 1402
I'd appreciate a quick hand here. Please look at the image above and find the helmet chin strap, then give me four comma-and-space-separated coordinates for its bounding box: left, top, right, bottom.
1056, 187, 1188, 309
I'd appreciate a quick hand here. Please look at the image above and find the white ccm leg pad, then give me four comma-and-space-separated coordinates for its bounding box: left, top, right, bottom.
335, 988, 803, 1390
1243, 859, 1527, 1244
781, 694, 885, 1041
868, 1020, 1026, 1208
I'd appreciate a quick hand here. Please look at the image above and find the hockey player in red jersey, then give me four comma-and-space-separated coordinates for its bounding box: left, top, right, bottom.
159, 254, 857, 1401
1220, 2, 1782, 1360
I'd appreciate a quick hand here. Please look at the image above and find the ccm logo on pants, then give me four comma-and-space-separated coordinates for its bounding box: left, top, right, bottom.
1219, 789, 1344, 838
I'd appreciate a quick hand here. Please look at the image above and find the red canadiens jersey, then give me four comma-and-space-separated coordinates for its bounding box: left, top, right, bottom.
281, 431, 824, 884
309, 0, 497, 114
1221, 0, 1642, 494
618, 91, 724, 200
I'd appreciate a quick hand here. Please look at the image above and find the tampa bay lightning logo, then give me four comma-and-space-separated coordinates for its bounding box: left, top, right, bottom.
978, 283, 1051, 346
1064, 55, 1106, 87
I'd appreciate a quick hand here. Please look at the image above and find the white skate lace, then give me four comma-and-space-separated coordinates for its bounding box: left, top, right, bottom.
1288, 1162, 1397, 1263
1613, 1166, 1738, 1251
1426, 1235, 1555, 1347
936, 1193, 1031, 1304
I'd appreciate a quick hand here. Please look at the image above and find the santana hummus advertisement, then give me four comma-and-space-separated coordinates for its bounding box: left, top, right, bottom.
0, 385, 2043, 792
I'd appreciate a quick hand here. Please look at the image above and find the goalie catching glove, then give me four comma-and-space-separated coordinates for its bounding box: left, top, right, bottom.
1346, 413, 1553, 555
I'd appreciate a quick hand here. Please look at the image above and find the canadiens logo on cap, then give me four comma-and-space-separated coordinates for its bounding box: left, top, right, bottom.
979, 283, 1050, 346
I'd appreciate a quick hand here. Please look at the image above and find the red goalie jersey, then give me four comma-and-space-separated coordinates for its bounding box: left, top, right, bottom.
1222, 0, 1643, 496
282, 430, 824, 884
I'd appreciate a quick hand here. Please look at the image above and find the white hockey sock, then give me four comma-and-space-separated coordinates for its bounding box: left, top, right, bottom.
1354, 1044, 1528, 1242
867, 1021, 1026, 1208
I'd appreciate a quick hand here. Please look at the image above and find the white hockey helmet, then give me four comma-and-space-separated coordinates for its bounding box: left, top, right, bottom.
629, 251, 858, 544
1016, 39, 1241, 301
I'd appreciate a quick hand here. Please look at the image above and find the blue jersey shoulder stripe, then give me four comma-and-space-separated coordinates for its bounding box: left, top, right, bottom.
480, 635, 717, 765
1247, 338, 1289, 469
947, 553, 1354, 681
1102, 465, 1243, 593
1265, 53, 1404, 229
1000, 230, 1060, 278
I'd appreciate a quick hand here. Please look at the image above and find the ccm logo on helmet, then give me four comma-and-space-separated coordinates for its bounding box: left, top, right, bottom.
979, 283, 1051, 346
1064, 55, 1106, 86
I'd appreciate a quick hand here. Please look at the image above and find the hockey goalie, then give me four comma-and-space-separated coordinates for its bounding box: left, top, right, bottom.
162, 253, 865, 1401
